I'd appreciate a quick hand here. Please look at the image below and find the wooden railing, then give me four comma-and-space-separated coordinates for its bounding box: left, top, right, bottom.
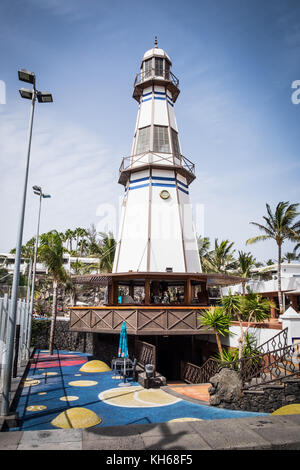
69, 306, 211, 336
135, 340, 156, 369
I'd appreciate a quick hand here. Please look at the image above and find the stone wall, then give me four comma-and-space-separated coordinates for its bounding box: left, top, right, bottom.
209, 368, 300, 413
93, 333, 136, 366
31, 319, 94, 354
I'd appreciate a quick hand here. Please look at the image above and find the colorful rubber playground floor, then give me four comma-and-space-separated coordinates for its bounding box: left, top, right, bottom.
10, 350, 269, 431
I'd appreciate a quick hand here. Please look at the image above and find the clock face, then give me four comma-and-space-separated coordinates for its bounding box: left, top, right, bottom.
160, 190, 170, 200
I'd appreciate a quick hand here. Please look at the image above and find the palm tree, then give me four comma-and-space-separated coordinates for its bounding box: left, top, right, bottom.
284, 251, 299, 263
237, 251, 256, 294
203, 238, 237, 274
222, 291, 272, 361
197, 236, 210, 272
200, 307, 232, 360
38, 230, 68, 355
246, 202, 300, 314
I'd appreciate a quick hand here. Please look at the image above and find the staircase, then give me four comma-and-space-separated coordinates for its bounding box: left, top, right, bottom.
180, 328, 300, 389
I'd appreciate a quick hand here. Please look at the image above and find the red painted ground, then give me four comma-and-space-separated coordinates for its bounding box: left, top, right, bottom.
168, 384, 210, 403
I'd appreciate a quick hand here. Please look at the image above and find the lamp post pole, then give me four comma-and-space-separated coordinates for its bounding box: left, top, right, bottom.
26, 187, 51, 356
1, 71, 53, 417
1, 92, 36, 416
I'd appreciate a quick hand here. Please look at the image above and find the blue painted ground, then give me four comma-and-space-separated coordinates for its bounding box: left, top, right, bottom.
10, 350, 269, 431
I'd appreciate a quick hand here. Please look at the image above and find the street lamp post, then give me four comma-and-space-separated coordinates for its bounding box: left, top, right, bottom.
26, 186, 51, 357
0, 70, 53, 417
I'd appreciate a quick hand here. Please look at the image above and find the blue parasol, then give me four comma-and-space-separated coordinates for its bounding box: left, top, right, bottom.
118, 321, 130, 386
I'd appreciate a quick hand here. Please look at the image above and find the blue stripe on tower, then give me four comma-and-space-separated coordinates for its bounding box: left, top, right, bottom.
178, 186, 189, 195
129, 183, 149, 190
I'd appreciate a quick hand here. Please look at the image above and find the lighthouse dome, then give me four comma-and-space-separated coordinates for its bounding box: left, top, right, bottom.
142, 47, 172, 64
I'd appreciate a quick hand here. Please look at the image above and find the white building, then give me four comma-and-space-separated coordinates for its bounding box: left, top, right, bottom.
0, 252, 100, 276
222, 263, 300, 313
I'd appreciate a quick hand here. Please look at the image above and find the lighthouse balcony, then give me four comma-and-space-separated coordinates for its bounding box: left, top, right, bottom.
118, 151, 195, 186
133, 69, 180, 103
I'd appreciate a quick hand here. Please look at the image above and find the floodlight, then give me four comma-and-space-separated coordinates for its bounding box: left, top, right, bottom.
19, 88, 34, 100
37, 91, 53, 103
18, 69, 35, 85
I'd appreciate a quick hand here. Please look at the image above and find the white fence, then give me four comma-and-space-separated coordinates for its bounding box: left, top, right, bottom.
0, 294, 30, 388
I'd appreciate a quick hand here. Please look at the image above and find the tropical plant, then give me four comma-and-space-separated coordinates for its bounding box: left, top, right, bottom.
222, 290, 273, 361
86, 231, 117, 273
200, 307, 233, 361
38, 230, 68, 355
246, 202, 300, 314
197, 236, 210, 271
236, 251, 256, 294
284, 251, 299, 263
202, 239, 237, 274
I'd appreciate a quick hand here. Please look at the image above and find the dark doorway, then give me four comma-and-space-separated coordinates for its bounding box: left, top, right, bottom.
156, 336, 203, 381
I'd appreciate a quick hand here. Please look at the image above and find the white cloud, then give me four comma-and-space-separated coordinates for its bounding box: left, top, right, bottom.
0, 108, 122, 252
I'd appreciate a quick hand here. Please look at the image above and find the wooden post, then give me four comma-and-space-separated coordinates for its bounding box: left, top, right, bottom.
145, 279, 150, 305
185, 279, 192, 305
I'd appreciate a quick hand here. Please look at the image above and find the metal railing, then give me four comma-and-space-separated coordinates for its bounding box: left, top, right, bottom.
0, 294, 30, 387
119, 151, 195, 178
180, 327, 298, 388
134, 69, 179, 89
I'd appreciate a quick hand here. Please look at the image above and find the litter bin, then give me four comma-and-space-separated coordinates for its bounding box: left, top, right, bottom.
145, 364, 155, 389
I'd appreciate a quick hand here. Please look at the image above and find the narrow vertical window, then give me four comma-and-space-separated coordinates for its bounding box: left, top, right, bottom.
171, 128, 180, 155
153, 126, 170, 153
165, 60, 170, 80
144, 59, 152, 79
155, 58, 163, 77
136, 126, 150, 154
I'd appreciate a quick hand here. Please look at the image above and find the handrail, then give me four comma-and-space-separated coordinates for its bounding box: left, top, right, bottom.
119, 151, 195, 177
134, 69, 179, 88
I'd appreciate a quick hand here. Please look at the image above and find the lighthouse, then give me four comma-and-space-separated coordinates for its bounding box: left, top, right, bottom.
70, 42, 246, 379
113, 40, 201, 274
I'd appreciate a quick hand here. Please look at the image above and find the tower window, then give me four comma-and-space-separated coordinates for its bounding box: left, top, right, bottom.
144, 59, 152, 79
153, 126, 170, 153
136, 126, 150, 154
165, 61, 170, 80
155, 58, 164, 77
171, 129, 180, 155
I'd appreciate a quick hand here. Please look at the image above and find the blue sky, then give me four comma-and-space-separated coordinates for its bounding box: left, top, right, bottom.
0, 0, 300, 263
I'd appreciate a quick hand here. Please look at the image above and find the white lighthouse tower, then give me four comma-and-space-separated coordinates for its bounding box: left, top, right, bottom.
113, 40, 201, 274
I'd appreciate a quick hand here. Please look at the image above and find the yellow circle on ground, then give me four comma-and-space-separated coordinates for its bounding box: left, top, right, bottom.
60, 396, 79, 402
168, 417, 203, 423
272, 404, 300, 416
69, 380, 98, 387
51, 407, 102, 429
42, 372, 58, 376
23, 379, 40, 387
79, 360, 111, 373
99, 387, 180, 408
27, 405, 47, 412
136, 389, 181, 406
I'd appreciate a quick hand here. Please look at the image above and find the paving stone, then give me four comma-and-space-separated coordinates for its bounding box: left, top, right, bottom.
252, 425, 300, 450
17, 441, 82, 450
138, 421, 196, 437
142, 433, 211, 450
0, 431, 23, 450
19, 429, 82, 445
189, 419, 272, 450
281, 414, 300, 426
83, 435, 145, 450
82, 424, 146, 441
